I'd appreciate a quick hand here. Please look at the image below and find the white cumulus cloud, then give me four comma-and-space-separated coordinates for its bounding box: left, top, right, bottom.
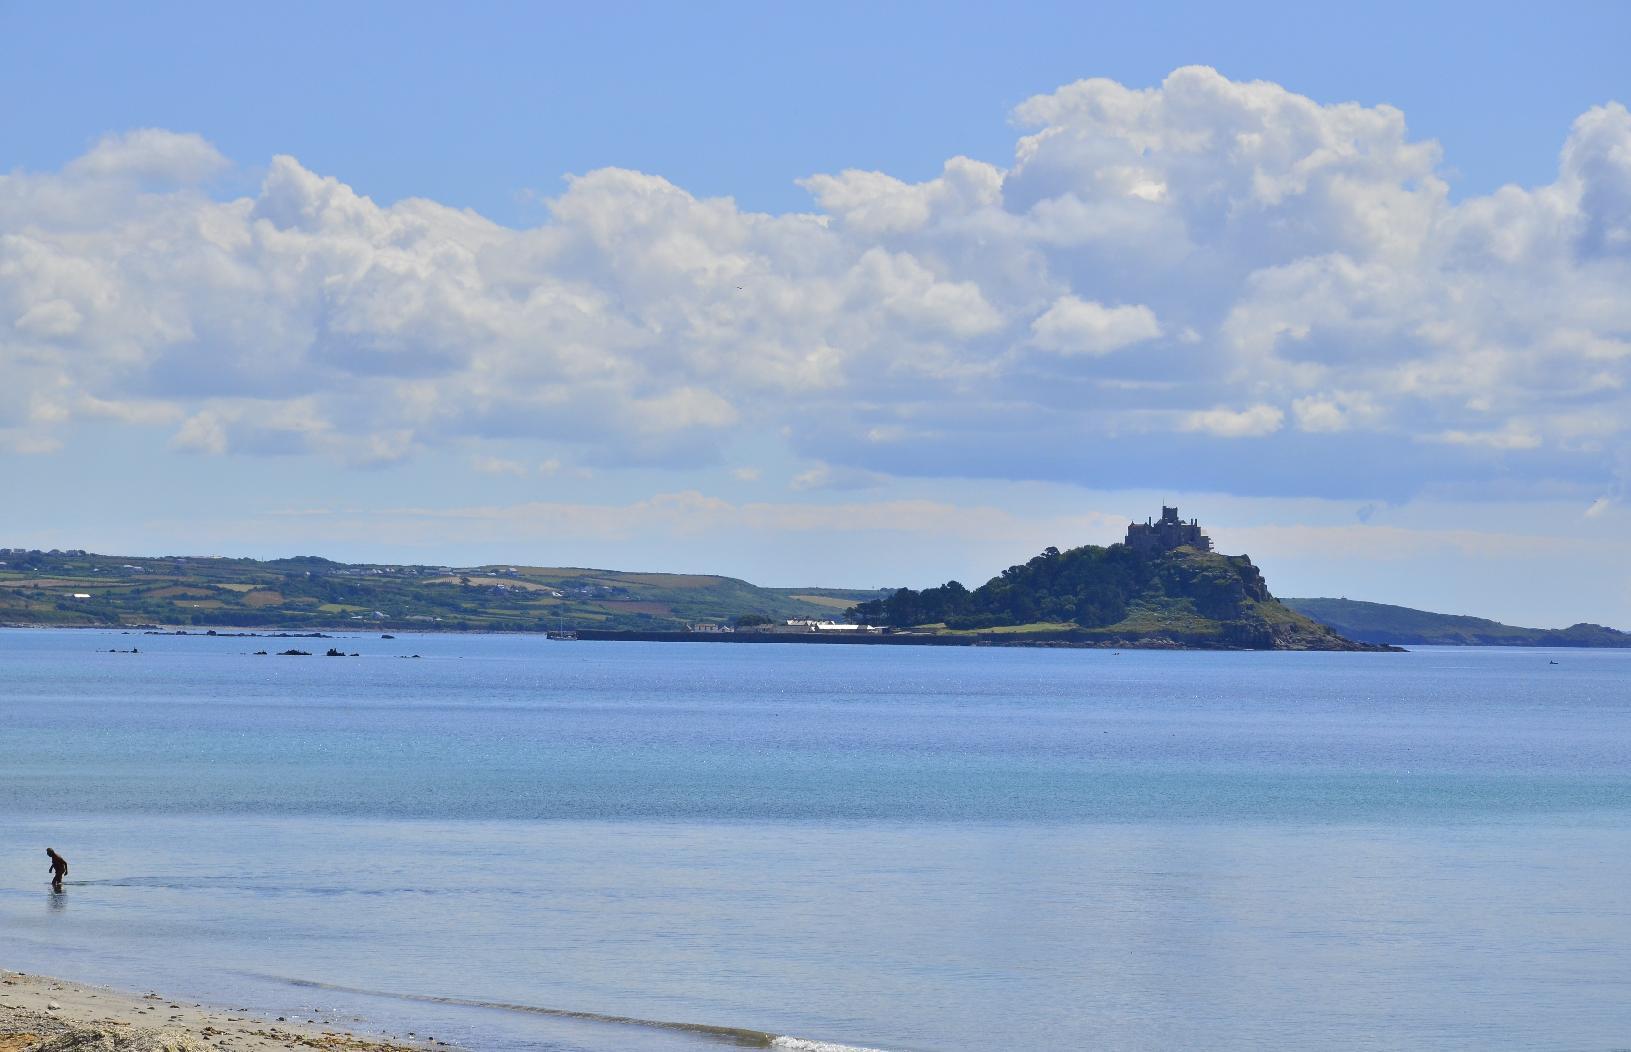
1183, 404, 1286, 438
1, 68, 1629, 504
1030, 295, 1161, 355
65, 129, 229, 184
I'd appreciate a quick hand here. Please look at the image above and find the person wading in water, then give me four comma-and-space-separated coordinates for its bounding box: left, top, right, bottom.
46, 848, 67, 890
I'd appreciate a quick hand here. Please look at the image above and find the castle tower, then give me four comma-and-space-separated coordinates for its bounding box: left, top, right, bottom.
1125, 506, 1212, 556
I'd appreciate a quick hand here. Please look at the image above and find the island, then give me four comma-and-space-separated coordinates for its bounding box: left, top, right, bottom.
826, 507, 1392, 651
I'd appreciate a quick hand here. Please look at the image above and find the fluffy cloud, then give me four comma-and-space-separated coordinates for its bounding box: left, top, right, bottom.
1184, 404, 1285, 438
3, 70, 1631, 503
66, 129, 229, 184
1291, 391, 1378, 433
1030, 295, 1161, 355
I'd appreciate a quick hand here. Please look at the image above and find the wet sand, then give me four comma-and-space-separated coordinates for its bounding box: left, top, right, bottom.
0, 970, 441, 1051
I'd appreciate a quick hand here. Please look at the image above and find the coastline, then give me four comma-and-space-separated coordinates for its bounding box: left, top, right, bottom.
0, 623, 1401, 652
568, 627, 1402, 651
0, 970, 435, 1052
0, 969, 876, 1052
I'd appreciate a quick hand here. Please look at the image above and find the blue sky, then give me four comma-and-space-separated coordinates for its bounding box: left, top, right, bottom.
2, 1, 1630, 626
8, 2, 1628, 219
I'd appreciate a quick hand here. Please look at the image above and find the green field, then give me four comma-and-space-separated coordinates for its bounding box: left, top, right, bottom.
0, 549, 888, 633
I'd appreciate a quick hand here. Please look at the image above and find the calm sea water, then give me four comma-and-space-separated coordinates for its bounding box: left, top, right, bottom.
2, 628, 1629, 1051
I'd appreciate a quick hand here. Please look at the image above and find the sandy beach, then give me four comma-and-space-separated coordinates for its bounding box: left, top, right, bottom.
0, 971, 439, 1052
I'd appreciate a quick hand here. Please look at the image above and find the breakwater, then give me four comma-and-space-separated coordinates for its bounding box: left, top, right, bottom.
570, 628, 981, 645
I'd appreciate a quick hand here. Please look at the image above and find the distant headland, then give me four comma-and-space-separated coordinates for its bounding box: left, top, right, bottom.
1280, 597, 1631, 648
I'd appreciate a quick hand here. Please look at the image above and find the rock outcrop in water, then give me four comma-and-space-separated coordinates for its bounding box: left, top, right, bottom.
848, 508, 1393, 651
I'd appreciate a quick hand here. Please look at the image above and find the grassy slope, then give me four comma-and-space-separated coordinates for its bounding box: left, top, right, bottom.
1283, 597, 1631, 647
0, 551, 851, 632
767, 586, 892, 611
1083, 550, 1358, 648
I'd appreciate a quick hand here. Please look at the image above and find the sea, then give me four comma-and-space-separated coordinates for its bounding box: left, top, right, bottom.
2, 628, 1629, 1052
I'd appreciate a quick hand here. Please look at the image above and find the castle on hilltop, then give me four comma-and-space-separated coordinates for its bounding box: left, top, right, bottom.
1125, 506, 1212, 556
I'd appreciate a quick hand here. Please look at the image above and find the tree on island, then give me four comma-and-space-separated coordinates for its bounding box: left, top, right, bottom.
848, 540, 1270, 630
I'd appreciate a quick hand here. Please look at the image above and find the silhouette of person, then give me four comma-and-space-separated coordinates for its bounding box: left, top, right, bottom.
46, 848, 67, 890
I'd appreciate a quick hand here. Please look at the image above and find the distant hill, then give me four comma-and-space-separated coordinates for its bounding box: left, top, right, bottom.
0, 548, 885, 632
847, 511, 1386, 651
1283, 598, 1631, 648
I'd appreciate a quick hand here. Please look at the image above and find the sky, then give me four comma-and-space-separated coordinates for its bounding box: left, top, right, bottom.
2, 1, 1630, 627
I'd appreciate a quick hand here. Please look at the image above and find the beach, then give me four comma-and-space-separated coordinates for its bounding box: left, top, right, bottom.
0, 970, 433, 1051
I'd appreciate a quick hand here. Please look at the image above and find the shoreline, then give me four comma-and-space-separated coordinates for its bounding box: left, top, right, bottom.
0, 969, 871, 1052
0, 970, 438, 1052
0, 622, 1401, 652
569, 627, 1401, 652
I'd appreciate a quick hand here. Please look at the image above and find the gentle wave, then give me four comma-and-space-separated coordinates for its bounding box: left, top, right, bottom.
63, 877, 485, 897
243, 972, 891, 1049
